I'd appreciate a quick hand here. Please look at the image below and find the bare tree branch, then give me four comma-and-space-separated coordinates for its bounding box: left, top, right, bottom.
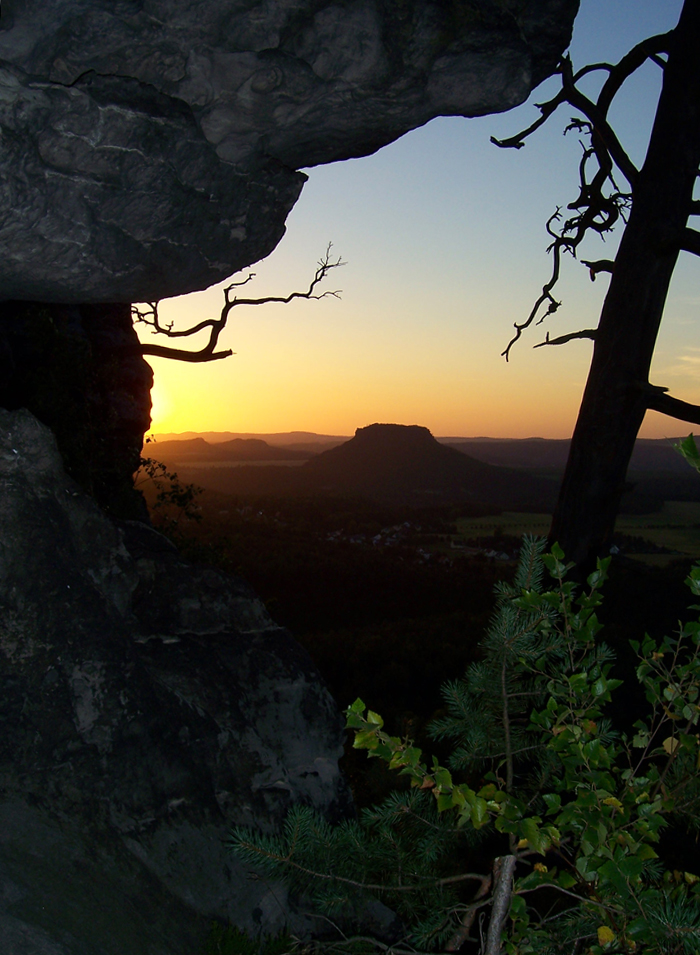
445, 873, 492, 952
534, 329, 597, 348
491, 80, 568, 150
484, 855, 517, 955
645, 390, 700, 425
133, 244, 344, 363
680, 227, 700, 256
502, 210, 563, 360
560, 57, 639, 188
495, 38, 672, 360
137, 342, 234, 362
581, 258, 615, 280
596, 33, 671, 115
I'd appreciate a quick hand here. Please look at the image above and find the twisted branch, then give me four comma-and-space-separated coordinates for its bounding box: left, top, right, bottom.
495, 35, 671, 359
133, 244, 344, 363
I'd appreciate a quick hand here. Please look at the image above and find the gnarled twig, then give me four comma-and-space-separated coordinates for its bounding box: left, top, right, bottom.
133, 243, 344, 363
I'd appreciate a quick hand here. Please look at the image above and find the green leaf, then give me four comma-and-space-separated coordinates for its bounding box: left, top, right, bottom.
353, 729, 379, 750
575, 855, 599, 882
433, 767, 453, 790
618, 855, 643, 882
509, 894, 527, 919
676, 434, 700, 471
470, 797, 489, 829
558, 871, 577, 889
569, 671, 589, 693
403, 746, 423, 767
550, 541, 565, 561
542, 793, 561, 815
598, 860, 628, 894
636, 844, 658, 861
365, 709, 384, 727
520, 817, 549, 854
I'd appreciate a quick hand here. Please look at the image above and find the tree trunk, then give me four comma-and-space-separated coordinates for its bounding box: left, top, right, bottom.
550, 0, 700, 573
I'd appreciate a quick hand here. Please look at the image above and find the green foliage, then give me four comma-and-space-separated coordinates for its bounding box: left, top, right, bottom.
675, 434, 700, 474
228, 537, 700, 953
135, 436, 203, 533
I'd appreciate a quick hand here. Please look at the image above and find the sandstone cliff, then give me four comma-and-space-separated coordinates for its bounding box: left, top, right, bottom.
0, 409, 352, 953
0, 0, 578, 302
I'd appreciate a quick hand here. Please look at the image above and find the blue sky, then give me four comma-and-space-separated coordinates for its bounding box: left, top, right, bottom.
146, 0, 695, 439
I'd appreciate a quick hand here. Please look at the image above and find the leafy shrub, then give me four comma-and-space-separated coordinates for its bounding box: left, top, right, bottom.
230, 537, 700, 954
135, 435, 203, 533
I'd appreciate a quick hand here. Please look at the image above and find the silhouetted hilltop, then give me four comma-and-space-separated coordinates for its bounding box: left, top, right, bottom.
284, 423, 556, 508
164, 423, 559, 508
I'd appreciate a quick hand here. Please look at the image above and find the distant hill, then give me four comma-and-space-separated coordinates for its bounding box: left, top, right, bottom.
300, 424, 557, 507
144, 436, 309, 463
170, 423, 560, 510
152, 430, 350, 449
451, 437, 690, 473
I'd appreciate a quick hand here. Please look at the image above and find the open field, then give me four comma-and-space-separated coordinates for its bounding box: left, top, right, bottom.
456, 501, 700, 563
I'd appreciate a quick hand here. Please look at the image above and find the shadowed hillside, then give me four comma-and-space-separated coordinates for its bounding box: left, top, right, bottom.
453, 437, 692, 472
453, 436, 700, 512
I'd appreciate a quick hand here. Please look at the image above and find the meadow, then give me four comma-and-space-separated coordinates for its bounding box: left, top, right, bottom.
456, 501, 700, 564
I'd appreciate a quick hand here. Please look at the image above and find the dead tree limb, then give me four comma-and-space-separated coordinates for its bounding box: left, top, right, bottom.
534, 329, 597, 348
133, 244, 344, 363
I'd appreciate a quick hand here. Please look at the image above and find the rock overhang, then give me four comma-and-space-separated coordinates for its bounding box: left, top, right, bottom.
0, 0, 579, 303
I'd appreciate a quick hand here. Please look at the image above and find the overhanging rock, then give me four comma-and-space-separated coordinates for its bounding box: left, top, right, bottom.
0, 0, 578, 303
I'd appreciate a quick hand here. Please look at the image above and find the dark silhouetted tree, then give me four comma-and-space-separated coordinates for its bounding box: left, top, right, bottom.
496, 0, 700, 573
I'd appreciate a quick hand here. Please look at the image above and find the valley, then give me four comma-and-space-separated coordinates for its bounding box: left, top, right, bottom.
139, 424, 700, 807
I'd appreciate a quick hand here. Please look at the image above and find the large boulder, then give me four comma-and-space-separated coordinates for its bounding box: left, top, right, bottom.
0, 0, 579, 303
0, 408, 352, 954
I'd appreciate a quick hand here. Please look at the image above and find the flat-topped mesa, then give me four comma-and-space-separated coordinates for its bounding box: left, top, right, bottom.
0, 0, 578, 303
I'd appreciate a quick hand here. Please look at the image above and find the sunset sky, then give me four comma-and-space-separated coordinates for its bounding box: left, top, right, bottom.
140, 0, 697, 440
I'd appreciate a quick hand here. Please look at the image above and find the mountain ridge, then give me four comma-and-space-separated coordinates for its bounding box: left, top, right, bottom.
150, 430, 690, 473
159, 423, 560, 510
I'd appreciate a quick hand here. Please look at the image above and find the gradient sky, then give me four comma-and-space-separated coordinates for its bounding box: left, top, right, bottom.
141, 0, 697, 439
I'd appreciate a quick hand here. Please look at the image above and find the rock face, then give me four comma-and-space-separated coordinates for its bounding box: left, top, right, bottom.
0, 300, 153, 518
0, 408, 352, 954
0, 0, 578, 303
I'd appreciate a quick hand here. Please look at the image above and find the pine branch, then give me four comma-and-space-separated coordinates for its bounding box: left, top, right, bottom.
231, 833, 486, 894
